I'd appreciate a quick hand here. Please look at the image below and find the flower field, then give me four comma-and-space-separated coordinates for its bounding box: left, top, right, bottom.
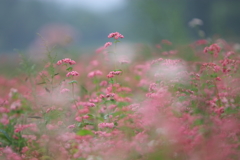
1, 32, 240, 160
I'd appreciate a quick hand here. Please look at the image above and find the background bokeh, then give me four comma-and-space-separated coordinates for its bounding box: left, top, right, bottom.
1, 0, 240, 54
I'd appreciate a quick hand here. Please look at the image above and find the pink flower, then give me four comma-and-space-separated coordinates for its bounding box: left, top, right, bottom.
107, 73, 114, 78
57, 60, 63, 65
204, 43, 221, 58
98, 122, 114, 129
57, 58, 76, 65
75, 116, 82, 122
67, 124, 75, 129
66, 71, 79, 77
104, 42, 112, 48
60, 88, 70, 94
87, 70, 103, 78
108, 32, 124, 40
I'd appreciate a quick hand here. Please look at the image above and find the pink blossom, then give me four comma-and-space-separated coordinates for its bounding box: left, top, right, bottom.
98, 122, 114, 129
107, 73, 114, 78
66, 71, 79, 77
57, 59, 63, 65
21, 146, 29, 153
104, 42, 112, 48
0, 114, 9, 125
75, 116, 82, 122
67, 124, 75, 129
108, 32, 124, 40
204, 43, 221, 58
60, 88, 70, 93
88, 70, 103, 78
100, 80, 108, 86
82, 115, 89, 119
57, 58, 76, 65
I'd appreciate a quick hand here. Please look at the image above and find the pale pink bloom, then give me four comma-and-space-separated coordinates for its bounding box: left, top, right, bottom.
10, 101, 21, 110
104, 42, 112, 48
95, 46, 105, 53
57, 59, 63, 65
0, 107, 10, 113
77, 107, 89, 114
107, 73, 114, 78
21, 146, 29, 153
66, 71, 79, 77
88, 70, 103, 78
60, 88, 70, 94
8, 88, 18, 98
57, 121, 63, 126
0, 114, 9, 125
99, 94, 105, 99
75, 116, 82, 122
161, 39, 172, 45
82, 115, 89, 119
98, 122, 114, 129
67, 124, 75, 129
216, 77, 221, 81
84, 102, 95, 107
106, 93, 115, 98
100, 80, 108, 86
120, 59, 130, 64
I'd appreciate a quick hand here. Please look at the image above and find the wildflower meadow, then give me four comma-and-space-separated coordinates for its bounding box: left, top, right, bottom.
1, 31, 240, 160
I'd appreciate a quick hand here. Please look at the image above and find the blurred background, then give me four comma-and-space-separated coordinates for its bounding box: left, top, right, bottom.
1, 0, 240, 54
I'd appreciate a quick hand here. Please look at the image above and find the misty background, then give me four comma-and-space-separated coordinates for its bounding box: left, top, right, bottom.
1, 0, 240, 54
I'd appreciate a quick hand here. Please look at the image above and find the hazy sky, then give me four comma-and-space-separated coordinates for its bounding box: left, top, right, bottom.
53, 0, 126, 13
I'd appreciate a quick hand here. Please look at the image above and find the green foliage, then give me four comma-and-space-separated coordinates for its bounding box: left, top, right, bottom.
76, 129, 94, 136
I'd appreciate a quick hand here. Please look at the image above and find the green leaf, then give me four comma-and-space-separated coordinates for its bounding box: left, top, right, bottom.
76, 129, 94, 136
37, 82, 46, 85
104, 114, 109, 120
109, 79, 114, 84
0, 129, 12, 143
178, 96, 186, 101
193, 119, 204, 126
69, 80, 77, 84
191, 88, 198, 92
87, 114, 94, 119
66, 67, 73, 71
210, 73, 218, 78
208, 84, 215, 88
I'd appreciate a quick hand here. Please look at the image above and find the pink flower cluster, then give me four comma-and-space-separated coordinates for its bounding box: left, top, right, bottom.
107, 71, 122, 78
204, 43, 221, 58
98, 122, 114, 129
57, 58, 76, 65
108, 32, 124, 40
66, 71, 79, 77
14, 123, 37, 133
87, 70, 103, 78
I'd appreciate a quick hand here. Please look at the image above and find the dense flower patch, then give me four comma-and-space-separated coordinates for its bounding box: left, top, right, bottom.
1, 32, 240, 160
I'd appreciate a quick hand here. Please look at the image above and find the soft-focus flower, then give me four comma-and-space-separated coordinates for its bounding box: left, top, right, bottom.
104, 42, 112, 48
66, 71, 79, 77
57, 58, 76, 65
108, 32, 124, 40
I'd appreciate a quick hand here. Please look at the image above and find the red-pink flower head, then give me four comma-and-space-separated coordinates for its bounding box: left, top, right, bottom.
108, 32, 124, 40
204, 43, 221, 58
66, 71, 79, 77
57, 58, 76, 65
